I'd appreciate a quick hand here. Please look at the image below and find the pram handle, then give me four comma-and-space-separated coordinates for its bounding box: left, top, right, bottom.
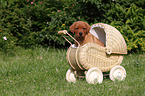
58, 30, 67, 35
58, 30, 80, 47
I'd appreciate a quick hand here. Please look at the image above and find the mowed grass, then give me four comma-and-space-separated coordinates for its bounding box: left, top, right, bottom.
0, 47, 145, 96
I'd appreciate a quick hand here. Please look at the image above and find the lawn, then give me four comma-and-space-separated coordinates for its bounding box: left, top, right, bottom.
0, 47, 145, 96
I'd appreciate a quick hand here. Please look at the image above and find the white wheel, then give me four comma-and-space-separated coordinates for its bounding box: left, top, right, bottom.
66, 69, 76, 83
110, 65, 126, 81
86, 67, 103, 84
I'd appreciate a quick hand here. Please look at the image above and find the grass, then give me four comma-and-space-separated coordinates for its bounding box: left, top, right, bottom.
0, 47, 145, 96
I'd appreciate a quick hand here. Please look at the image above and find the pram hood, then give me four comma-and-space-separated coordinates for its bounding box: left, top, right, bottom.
90, 23, 127, 54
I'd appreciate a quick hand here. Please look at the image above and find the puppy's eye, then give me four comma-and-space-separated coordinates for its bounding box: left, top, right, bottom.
83, 28, 86, 30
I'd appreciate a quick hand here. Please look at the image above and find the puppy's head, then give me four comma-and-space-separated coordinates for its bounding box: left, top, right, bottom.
70, 21, 90, 39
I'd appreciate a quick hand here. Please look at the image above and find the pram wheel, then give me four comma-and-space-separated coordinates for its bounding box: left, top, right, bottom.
66, 69, 76, 83
86, 67, 103, 84
110, 65, 126, 81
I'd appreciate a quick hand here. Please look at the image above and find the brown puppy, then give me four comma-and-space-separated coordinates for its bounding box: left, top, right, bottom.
70, 21, 104, 47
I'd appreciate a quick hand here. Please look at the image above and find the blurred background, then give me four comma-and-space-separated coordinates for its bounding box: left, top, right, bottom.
0, 0, 145, 53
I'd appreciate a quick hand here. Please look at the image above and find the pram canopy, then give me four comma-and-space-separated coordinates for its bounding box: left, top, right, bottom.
90, 23, 127, 54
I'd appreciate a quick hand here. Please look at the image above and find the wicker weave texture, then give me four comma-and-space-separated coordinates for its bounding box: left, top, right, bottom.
67, 43, 123, 72
90, 23, 127, 54
78, 43, 123, 72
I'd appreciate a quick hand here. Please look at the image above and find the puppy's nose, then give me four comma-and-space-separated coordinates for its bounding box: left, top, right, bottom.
79, 32, 83, 36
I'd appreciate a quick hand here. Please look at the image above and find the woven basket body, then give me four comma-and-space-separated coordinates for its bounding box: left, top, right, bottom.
66, 23, 127, 72
67, 43, 123, 72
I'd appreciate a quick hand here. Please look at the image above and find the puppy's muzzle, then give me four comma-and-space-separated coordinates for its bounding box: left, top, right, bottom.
79, 32, 83, 36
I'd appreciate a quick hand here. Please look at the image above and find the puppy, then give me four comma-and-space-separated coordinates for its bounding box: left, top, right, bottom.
70, 21, 104, 47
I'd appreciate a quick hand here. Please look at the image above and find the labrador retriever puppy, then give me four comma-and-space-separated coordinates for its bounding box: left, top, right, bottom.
70, 21, 104, 47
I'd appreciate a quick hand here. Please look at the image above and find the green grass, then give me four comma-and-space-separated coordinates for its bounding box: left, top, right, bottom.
0, 47, 145, 96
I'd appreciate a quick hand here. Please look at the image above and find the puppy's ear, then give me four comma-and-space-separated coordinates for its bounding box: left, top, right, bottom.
70, 23, 76, 34
85, 22, 91, 33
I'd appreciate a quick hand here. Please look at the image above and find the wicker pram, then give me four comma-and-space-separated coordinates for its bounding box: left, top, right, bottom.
58, 23, 127, 84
